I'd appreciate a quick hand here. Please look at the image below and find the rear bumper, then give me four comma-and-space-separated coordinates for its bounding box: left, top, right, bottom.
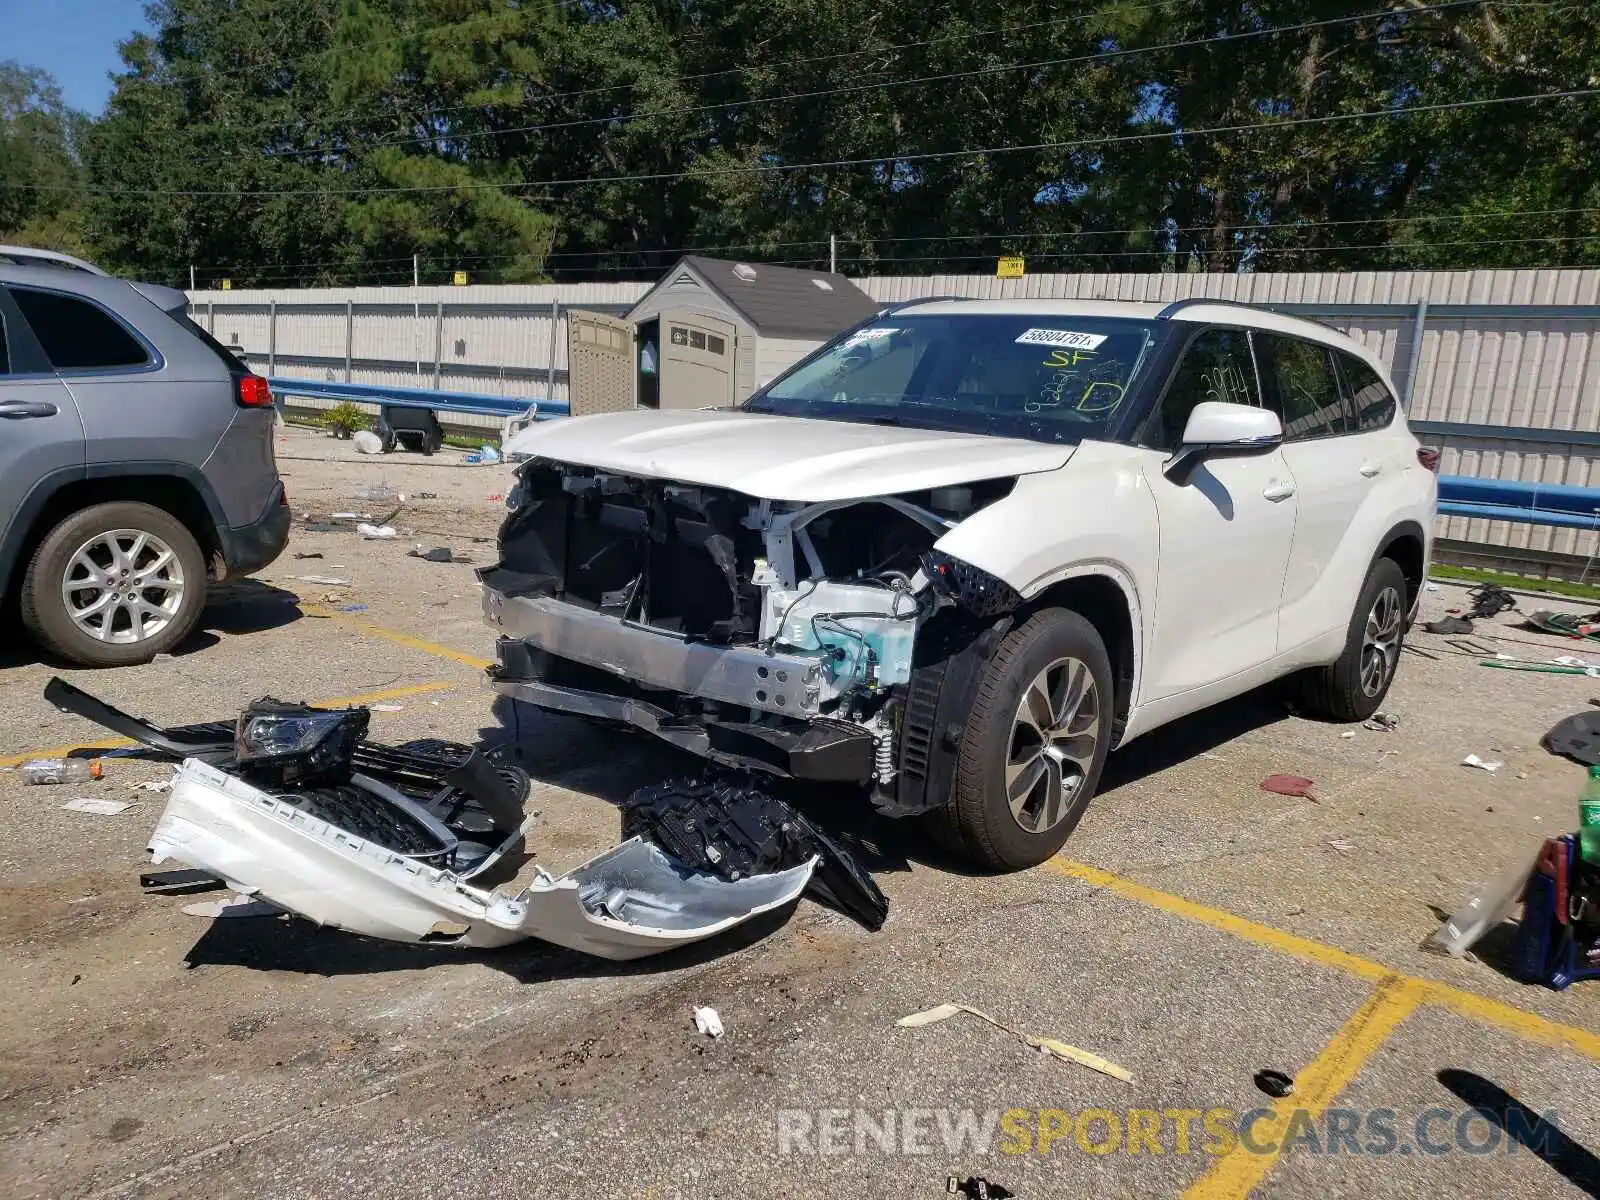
217, 483, 291, 577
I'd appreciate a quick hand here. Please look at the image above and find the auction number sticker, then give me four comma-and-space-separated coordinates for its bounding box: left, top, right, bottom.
1014, 328, 1107, 350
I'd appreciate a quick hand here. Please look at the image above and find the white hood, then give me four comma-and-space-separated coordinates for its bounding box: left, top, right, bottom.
505, 409, 1073, 501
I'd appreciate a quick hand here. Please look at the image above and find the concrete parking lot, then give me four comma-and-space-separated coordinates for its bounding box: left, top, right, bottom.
0, 425, 1596, 1199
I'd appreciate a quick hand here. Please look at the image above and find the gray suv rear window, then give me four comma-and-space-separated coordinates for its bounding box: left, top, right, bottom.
9, 287, 151, 372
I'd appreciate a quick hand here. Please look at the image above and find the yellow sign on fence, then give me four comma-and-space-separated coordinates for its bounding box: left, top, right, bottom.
997, 256, 1025, 279
453, 270, 469, 286
220, 278, 232, 291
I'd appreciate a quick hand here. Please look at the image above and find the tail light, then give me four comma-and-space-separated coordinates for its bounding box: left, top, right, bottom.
235, 374, 274, 408
1416, 446, 1441, 472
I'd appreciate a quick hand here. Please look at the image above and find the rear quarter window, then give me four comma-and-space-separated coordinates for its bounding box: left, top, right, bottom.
9, 286, 151, 372
1338, 352, 1398, 430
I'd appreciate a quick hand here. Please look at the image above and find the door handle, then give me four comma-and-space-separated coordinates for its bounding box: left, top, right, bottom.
1262, 481, 1296, 502
0, 401, 59, 419
1359, 460, 1382, 478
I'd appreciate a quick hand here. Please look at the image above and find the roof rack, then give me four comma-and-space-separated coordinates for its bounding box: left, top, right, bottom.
0, 245, 109, 276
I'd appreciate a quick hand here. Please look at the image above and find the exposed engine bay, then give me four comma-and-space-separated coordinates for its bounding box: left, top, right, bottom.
482, 459, 1022, 809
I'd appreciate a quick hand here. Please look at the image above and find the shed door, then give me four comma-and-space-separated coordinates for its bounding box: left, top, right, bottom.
566, 310, 635, 416
659, 311, 737, 410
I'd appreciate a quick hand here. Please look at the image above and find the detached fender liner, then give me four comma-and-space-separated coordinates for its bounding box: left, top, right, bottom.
149, 760, 815, 959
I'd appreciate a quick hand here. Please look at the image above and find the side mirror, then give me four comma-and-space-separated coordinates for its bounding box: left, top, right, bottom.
1165, 402, 1283, 483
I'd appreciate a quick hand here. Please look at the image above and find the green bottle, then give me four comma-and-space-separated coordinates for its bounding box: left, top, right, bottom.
1581, 765, 1600, 862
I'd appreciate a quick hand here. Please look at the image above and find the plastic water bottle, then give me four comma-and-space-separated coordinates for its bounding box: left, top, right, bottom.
22, 758, 102, 785
1581, 765, 1600, 861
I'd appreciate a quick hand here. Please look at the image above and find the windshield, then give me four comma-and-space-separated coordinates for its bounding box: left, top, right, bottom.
745, 314, 1162, 442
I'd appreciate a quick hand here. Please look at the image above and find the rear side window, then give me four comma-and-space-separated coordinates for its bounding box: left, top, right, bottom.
1339, 352, 1398, 430
1255, 333, 1350, 440
180, 315, 248, 373
1142, 328, 1261, 451
10, 287, 151, 372
0, 314, 10, 375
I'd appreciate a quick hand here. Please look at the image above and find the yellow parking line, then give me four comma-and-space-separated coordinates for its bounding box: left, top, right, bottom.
0, 681, 455, 768
1183, 975, 1427, 1200
303, 605, 493, 670
1046, 859, 1600, 1061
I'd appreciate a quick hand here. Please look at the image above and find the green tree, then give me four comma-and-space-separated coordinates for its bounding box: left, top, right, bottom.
0, 61, 88, 251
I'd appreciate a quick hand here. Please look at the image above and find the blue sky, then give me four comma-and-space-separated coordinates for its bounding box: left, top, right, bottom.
1, 0, 151, 114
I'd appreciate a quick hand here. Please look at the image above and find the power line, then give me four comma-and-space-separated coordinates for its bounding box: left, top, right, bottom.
836, 232, 1600, 266
149, 204, 1600, 280
246, 0, 1490, 160
41, 86, 1600, 199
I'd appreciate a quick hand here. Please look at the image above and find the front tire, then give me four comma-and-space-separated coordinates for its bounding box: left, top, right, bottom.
20, 502, 208, 667
926, 608, 1113, 871
1294, 557, 1407, 722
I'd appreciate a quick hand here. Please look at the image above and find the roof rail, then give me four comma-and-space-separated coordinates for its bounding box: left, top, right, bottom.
1156, 294, 1351, 334
0, 245, 109, 276
875, 294, 968, 313
1154, 297, 1278, 320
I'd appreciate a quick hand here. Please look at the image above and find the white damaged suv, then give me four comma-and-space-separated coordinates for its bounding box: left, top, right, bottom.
484, 298, 1437, 870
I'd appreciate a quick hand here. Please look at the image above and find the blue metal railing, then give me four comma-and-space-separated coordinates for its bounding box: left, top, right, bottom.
1437, 476, 1600, 531
267, 377, 571, 420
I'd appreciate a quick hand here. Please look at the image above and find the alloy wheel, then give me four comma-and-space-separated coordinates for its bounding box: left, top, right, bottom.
1005, 656, 1100, 834
1360, 585, 1403, 697
61, 529, 186, 645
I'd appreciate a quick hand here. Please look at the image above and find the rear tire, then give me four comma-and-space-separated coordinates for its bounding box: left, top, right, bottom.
20, 502, 208, 667
1294, 557, 1407, 722
924, 608, 1113, 871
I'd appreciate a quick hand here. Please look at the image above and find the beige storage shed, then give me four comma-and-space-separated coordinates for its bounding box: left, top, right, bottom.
564, 256, 879, 417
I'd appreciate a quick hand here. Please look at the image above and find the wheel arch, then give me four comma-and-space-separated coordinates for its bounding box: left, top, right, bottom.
1022, 564, 1142, 748
0, 464, 224, 598
1375, 520, 1428, 613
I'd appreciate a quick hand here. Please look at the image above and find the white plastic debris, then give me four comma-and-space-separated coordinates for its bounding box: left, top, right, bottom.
352, 430, 384, 454
128, 780, 170, 794
1461, 754, 1504, 773
296, 575, 351, 585
692, 1006, 725, 1038
357, 523, 398, 539
1425, 582, 1441, 592
1426, 843, 1543, 957
371, 704, 404, 712
182, 894, 283, 919
61, 797, 132, 816
1339, 731, 1357, 739
1327, 838, 1355, 853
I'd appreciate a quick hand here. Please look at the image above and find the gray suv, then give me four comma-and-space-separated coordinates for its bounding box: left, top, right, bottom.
0, 247, 289, 666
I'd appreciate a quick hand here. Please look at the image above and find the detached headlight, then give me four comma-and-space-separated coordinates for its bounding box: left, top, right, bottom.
234, 701, 370, 785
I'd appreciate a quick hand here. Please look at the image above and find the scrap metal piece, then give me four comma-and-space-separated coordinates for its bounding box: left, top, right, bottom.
148, 761, 813, 959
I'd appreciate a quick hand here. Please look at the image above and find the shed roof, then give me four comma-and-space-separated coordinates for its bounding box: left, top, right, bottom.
646, 256, 879, 338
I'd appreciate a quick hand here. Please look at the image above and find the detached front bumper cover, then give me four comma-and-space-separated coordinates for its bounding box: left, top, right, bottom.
150, 760, 817, 960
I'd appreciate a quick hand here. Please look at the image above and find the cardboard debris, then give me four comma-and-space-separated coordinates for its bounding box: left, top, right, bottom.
896, 1003, 1132, 1083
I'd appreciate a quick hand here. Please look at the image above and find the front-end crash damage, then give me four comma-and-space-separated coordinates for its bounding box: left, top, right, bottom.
46, 678, 886, 960
482, 457, 1025, 814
